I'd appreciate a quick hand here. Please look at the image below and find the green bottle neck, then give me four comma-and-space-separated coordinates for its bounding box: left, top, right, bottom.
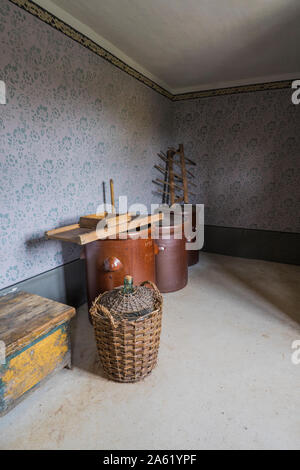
123, 275, 134, 294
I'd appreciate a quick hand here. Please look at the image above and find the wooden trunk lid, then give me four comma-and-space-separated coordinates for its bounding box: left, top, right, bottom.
0, 291, 75, 358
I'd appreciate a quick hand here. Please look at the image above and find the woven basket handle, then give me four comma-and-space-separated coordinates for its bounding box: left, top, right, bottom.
140, 280, 162, 300
98, 304, 118, 328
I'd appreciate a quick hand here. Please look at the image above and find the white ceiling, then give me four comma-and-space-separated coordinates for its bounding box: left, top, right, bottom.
35, 0, 300, 94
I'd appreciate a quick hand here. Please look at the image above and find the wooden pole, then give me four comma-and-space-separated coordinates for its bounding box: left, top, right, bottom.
167, 149, 175, 205
102, 181, 107, 214
163, 158, 169, 205
110, 178, 115, 213
168, 147, 196, 165
155, 163, 185, 182
179, 144, 189, 203
158, 153, 194, 178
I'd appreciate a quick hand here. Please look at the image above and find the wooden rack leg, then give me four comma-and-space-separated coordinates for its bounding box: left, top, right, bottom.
167, 149, 175, 205
179, 143, 189, 204
163, 158, 169, 204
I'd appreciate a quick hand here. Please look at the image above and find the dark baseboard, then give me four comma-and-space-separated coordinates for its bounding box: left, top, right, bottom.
203, 225, 300, 265
0, 226, 298, 306
0, 259, 86, 308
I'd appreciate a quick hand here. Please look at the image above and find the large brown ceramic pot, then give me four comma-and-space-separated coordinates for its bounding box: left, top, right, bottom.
154, 221, 188, 293
185, 205, 200, 266
84, 229, 156, 308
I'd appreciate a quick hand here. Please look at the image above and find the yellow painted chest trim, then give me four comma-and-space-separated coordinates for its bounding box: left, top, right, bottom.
1, 327, 68, 403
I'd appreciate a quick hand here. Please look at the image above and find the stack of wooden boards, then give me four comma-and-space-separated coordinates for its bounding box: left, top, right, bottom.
45, 212, 163, 245
153, 143, 197, 205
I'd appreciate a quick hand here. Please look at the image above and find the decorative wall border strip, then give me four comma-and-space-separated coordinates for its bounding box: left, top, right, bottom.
173, 79, 294, 101
8, 0, 173, 100
8, 0, 296, 102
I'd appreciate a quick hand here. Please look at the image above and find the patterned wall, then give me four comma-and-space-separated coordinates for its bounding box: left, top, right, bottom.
173, 90, 300, 233
0, 0, 171, 289
1, 0, 299, 290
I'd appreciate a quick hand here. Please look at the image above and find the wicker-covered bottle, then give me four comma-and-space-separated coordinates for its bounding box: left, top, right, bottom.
90, 275, 163, 383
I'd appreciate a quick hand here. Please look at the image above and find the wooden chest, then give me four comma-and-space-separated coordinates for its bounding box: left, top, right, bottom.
0, 291, 75, 416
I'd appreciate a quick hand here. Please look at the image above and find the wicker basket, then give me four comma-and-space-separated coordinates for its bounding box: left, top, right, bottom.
90, 278, 163, 383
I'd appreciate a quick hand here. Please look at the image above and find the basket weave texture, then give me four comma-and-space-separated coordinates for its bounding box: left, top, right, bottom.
90, 280, 163, 383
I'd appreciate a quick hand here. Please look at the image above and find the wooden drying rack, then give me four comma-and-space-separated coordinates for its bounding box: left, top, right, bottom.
153, 143, 196, 205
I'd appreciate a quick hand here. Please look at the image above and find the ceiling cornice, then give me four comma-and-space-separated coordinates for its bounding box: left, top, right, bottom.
173, 79, 294, 101
8, 0, 173, 100
31, 0, 172, 93
8, 0, 296, 101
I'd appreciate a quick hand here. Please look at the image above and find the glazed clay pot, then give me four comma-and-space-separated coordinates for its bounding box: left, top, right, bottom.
83, 229, 157, 308
154, 222, 188, 293
185, 205, 200, 267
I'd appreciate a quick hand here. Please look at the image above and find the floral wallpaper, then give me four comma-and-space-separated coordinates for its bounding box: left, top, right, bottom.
0, 0, 171, 289
173, 90, 300, 233
1, 0, 299, 290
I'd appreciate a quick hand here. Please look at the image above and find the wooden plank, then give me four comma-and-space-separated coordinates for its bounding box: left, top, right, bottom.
79, 213, 131, 229
46, 224, 88, 244
0, 291, 75, 357
45, 223, 81, 237
78, 225, 121, 244
46, 213, 164, 245
116, 213, 163, 234
80, 212, 107, 219
78, 213, 164, 244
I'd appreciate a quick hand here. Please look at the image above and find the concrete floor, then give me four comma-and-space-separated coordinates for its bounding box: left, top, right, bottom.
1, 253, 300, 450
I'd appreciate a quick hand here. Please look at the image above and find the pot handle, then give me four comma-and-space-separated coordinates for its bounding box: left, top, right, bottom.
103, 256, 122, 272
154, 243, 166, 254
